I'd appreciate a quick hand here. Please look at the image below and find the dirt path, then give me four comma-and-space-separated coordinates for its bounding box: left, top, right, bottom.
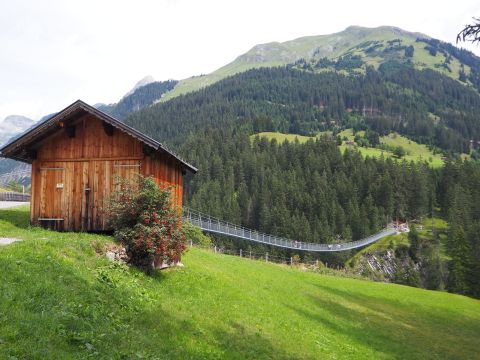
0, 238, 21, 245
0, 201, 29, 209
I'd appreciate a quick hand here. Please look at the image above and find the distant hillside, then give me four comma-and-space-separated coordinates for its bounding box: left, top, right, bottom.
97, 79, 178, 120
252, 130, 445, 168
162, 26, 480, 101
0, 115, 36, 186
1, 206, 479, 359
127, 66, 480, 154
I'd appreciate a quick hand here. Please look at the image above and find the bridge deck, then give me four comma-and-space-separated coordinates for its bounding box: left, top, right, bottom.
183, 208, 398, 252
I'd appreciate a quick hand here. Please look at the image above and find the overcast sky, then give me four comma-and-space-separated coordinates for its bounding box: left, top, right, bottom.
1, 0, 479, 121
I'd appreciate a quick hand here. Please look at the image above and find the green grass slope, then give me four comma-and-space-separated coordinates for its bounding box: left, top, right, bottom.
252, 131, 444, 168
162, 25, 474, 102
1, 207, 480, 359
380, 133, 444, 167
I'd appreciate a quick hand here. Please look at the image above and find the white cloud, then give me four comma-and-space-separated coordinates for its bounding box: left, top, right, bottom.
0, 0, 479, 120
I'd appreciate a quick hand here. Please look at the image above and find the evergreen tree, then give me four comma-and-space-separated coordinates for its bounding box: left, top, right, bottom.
408, 225, 421, 262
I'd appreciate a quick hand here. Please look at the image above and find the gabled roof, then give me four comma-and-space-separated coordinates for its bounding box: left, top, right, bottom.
0, 100, 197, 173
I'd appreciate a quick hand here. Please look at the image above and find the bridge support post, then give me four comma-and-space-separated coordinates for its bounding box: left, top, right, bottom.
190, 240, 193, 248
265, 253, 268, 262
290, 257, 293, 266
240, 249, 242, 257
214, 246, 217, 254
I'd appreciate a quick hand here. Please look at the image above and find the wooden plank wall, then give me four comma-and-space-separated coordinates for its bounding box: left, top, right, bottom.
31, 115, 185, 231
37, 115, 144, 160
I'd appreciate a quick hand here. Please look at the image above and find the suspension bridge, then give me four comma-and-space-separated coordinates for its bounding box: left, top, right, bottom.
183, 207, 403, 252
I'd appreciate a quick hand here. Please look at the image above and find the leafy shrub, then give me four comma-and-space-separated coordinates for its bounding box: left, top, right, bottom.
183, 221, 212, 248
107, 175, 187, 272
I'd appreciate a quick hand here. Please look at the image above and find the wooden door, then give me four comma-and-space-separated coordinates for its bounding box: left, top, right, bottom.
39, 163, 66, 230
85, 160, 141, 231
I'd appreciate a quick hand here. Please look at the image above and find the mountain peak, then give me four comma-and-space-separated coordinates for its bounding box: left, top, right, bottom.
0, 115, 35, 146
122, 76, 156, 99
2, 115, 34, 128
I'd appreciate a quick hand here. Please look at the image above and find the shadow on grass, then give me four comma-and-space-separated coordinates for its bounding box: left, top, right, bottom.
286, 283, 480, 360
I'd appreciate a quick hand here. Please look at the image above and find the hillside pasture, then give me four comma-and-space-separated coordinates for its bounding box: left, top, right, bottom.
1, 207, 479, 359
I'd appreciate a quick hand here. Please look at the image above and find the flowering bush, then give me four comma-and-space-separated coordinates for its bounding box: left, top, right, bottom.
107, 175, 186, 271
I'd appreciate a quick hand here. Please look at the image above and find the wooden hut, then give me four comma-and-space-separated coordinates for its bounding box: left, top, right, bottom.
0, 100, 197, 231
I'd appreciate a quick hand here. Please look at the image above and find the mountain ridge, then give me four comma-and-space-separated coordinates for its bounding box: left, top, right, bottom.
161, 25, 477, 101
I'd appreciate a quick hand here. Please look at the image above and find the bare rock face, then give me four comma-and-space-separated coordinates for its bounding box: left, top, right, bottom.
0, 115, 35, 146
351, 248, 419, 283
361, 250, 397, 281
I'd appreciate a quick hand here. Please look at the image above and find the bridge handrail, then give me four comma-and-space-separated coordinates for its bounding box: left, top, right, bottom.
183, 207, 396, 252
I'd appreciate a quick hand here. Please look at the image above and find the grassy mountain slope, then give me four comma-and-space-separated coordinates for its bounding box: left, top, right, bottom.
252, 130, 445, 167
1, 207, 480, 359
162, 26, 476, 101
